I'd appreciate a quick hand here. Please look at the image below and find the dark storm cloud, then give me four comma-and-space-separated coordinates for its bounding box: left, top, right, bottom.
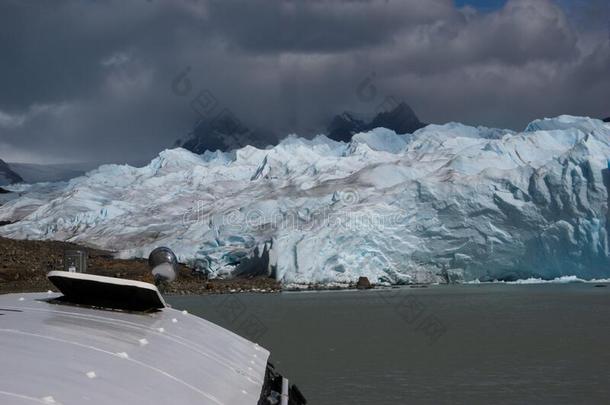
0, 0, 609, 164
203, 0, 454, 53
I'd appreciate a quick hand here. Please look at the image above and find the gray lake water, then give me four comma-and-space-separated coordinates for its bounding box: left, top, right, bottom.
167, 284, 610, 405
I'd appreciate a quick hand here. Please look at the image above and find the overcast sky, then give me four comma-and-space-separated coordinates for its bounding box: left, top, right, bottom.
0, 0, 609, 164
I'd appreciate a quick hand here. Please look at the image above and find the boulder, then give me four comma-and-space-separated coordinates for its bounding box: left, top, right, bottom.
356, 276, 372, 289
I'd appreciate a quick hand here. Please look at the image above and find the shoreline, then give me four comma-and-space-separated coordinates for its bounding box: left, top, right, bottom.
2, 236, 609, 295
3, 276, 609, 296
0, 269, 283, 296
0, 236, 281, 295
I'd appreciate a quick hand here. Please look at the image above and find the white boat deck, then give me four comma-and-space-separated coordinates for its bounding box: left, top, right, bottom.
0, 293, 269, 405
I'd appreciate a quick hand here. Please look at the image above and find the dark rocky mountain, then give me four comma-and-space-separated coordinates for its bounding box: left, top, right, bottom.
369, 102, 426, 134
326, 112, 369, 142
326, 101, 426, 142
181, 113, 278, 155
180, 100, 426, 154
0, 159, 23, 186
603, 117, 610, 123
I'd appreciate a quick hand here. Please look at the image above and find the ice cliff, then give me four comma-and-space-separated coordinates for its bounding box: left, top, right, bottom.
1, 115, 610, 284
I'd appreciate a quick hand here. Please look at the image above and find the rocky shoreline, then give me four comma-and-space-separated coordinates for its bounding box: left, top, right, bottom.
0, 236, 408, 295
0, 236, 280, 295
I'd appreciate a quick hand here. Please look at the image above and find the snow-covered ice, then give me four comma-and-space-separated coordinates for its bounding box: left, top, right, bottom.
2, 115, 610, 284
467, 275, 610, 284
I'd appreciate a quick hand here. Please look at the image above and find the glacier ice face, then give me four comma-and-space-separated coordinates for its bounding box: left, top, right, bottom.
2, 115, 610, 284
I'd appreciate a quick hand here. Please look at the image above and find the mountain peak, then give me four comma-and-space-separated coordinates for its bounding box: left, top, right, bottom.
180, 101, 426, 154
327, 112, 368, 142
326, 101, 426, 142
369, 101, 422, 133
181, 116, 277, 154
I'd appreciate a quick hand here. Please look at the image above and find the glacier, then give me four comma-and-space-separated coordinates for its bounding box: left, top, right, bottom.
1, 115, 610, 285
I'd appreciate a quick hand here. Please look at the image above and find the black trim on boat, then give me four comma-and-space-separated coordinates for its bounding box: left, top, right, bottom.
258, 362, 307, 405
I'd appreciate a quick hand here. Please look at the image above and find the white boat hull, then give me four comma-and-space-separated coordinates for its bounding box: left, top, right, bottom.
0, 292, 269, 405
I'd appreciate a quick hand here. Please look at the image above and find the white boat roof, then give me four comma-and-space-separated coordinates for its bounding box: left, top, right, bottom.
0, 293, 270, 405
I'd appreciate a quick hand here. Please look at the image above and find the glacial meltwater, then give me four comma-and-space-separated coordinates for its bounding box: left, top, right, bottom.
167, 283, 610, 405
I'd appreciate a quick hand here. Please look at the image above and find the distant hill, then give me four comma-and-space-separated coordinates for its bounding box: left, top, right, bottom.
8, 162, 99, 183
0, 160, 23, 186
327, 101, 426, 142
